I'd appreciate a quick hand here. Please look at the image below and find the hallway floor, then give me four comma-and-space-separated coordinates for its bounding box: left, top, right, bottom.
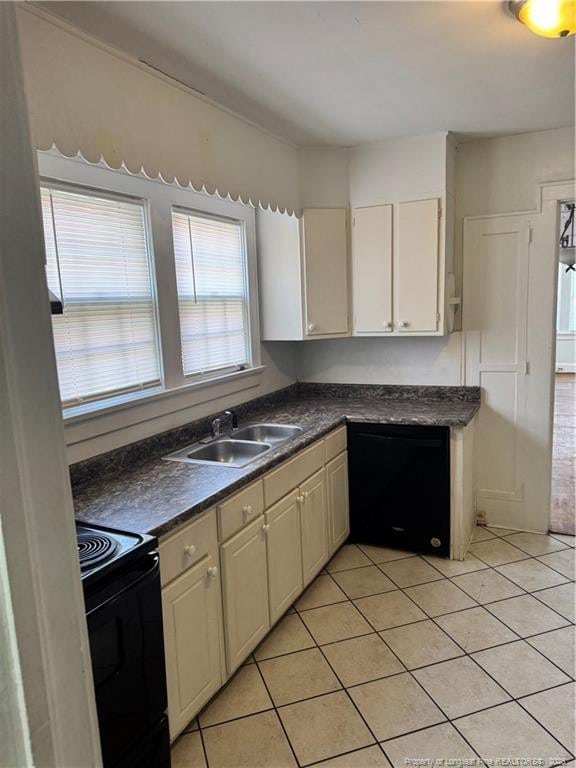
551, 373, 575, 536
172, 529, 575, 768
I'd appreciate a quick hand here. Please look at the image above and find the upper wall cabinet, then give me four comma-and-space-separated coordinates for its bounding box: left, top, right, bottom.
257, 208, 349, 340
351, 204, 393, 333
352, 197, 451, 336
394, 199, 440, 333
350, 131, 457, 337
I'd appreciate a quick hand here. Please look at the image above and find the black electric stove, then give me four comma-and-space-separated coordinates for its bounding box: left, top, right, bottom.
77, 522, 170, 768
77, 522, 156, 588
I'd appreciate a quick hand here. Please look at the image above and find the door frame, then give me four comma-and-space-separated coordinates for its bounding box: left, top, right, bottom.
1, 6, 101, 765
542, 184, 576, 532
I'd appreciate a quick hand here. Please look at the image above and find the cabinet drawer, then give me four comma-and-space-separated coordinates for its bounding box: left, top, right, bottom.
160, 510, 218, 588
218, 481, 264, 541
263, 439, 325, 507
325, 426, 347, 462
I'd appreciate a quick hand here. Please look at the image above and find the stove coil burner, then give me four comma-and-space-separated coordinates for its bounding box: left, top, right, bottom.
77, 532, 119, 571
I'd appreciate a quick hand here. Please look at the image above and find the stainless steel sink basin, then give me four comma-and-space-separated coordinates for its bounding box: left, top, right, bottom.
232, 423, 303, 444
164, 421, 303, 468
165, 439, 271, 468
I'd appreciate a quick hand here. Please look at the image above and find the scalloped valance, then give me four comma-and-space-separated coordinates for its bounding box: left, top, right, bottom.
17, 7, 300, 215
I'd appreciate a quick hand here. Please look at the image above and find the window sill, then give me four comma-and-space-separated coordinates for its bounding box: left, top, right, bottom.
64, 366, 267, 460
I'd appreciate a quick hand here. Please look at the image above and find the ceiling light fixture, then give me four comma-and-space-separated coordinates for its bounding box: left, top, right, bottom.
509, 0, 575, 37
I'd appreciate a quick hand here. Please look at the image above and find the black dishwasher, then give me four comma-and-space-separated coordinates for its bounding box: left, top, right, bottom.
347, 423, 450, 556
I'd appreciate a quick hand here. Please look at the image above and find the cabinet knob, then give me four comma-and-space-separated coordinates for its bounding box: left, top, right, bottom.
207, 566, 218, 577
184, 544, 196, 557
297, 495, 304, 504
304, 491, 310, 499
242, 504, 253, 518
397, 320, 408, 328
382, 321, 391, 329
262, 523, 270, 533
307, 323, 316, 332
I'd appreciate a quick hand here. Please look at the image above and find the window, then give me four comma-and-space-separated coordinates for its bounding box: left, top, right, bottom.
172, 209, 251, 377
41, 185, 161, 406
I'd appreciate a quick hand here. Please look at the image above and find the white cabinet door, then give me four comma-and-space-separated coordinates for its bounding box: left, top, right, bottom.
463, 214, 533, 529
326, 451, 350, 554
162, 554, 224, 740
220, 515, 269, 674
302, 208, 349, 337
394, 198, 439, 333
300, 468, 329, 586
352, 205, 393, 334
265, 489, 303, 624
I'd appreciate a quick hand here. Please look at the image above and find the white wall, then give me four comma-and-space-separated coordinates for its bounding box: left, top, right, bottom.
17, 6, 300, 214
297, 128, 574, 386
454, 126, 575, 322
349, 132, 448, 206
298, 147, 349, 208
297, 334, 463, 385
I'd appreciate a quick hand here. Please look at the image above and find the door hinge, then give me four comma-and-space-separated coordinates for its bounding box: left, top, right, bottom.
438, 201, 442, 219
352, 216, 356, 227
528, 226, 533, 244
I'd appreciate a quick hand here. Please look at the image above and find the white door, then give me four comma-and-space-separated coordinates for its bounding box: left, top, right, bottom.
463, 214, 533, 530
302, 208, 349, 337
352, 205, 393, 335
326, 451, 350, 553
162, 555, 224, 740
220, 516, 269, 674
265, 489, 303, 623
300, 468, 329, 585
394, 198, 439, 333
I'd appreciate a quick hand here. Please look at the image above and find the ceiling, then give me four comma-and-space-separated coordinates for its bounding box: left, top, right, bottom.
38, 1, 575, 146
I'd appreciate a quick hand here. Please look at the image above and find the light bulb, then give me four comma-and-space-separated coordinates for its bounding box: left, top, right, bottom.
510, 0, 576, 37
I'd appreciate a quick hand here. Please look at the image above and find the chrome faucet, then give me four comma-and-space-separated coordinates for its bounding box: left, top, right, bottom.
211, 417, 222, 439
210, 410, 238, 440
224, 410, 238, 432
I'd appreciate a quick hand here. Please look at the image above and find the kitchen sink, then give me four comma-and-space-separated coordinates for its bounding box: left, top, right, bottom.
165, 439, 271, 468
164, 422, 303, 468
232, 423, 303, 444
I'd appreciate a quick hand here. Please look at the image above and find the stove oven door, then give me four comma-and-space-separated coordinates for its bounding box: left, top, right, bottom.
86, 553, 168, 767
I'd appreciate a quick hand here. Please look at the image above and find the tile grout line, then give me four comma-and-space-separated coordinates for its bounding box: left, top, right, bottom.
177, 540, 574, 766
196, 720, 210, 768
326, 548, 576, 749
250, 654, 304, 768
316, 562, 488, 766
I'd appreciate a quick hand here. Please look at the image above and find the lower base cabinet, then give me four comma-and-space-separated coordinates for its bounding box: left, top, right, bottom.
327, 451, 350, 553
162, 554, 224, 740
220, 515, 270, 674
266, 489, 303, 624
162, 428, 351, 740
300, 468, 329, 586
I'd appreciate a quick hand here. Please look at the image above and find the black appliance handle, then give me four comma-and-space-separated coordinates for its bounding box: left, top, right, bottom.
356, 433, 443, 449
86, 553, 159, 618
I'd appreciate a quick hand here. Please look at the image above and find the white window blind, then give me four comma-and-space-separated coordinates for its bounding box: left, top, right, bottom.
172, 209, 250, 377
40, 185, 161, 406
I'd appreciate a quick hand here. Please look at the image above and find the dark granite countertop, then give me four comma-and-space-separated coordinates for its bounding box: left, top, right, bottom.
72, 383, 480, 538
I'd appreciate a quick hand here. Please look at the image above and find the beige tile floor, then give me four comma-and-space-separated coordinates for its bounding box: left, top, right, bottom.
172, 527, 575, 768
